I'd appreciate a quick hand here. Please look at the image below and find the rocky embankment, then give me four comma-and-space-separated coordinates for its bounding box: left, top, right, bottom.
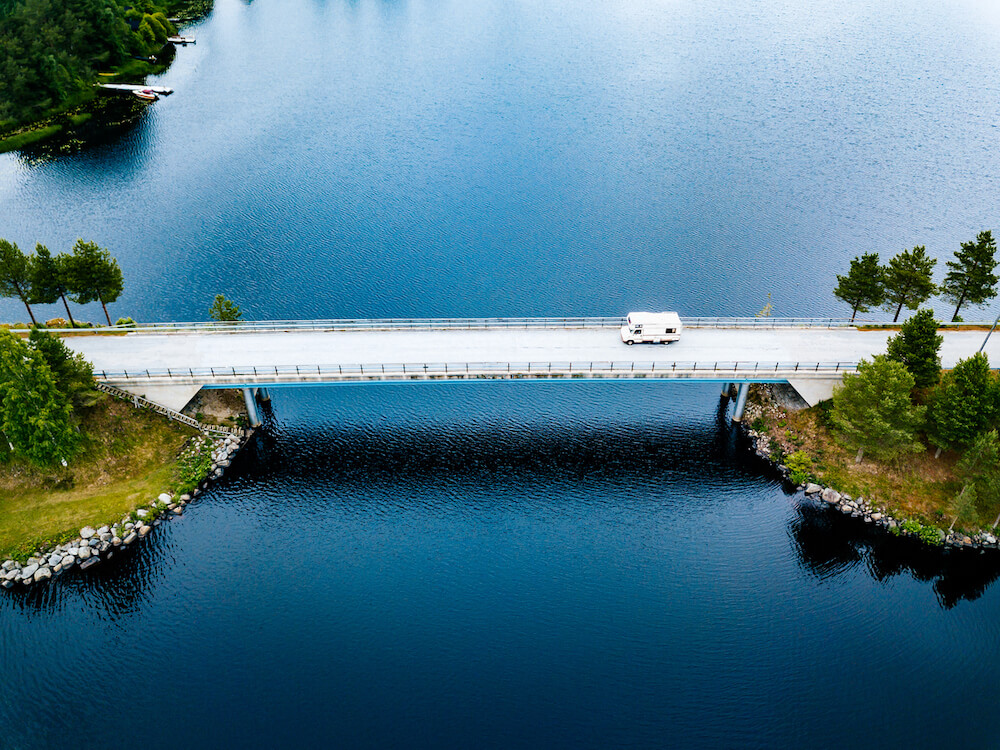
743, 419, 998, 552
1, 432, 247, 589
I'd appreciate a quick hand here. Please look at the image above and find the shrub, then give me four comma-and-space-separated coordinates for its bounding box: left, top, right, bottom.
785, 451, 812, 484
114, 317, 137, 327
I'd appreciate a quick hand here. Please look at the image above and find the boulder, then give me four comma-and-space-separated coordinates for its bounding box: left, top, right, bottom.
62, 556, 75, 568
47, 554, 61, 566
3, 569, 20, 581
804, 483, 823, 495
77, 547, 91, 560
1, 560, 15, 572
80, 526, 96, 539
33, 566, 51, 582
20, 563, 39, 579
136, 509, 149, 518
80, 557, 99, 569
821, 488, 841, 504
158, 493, 172, 503
112, 537, 122, 546
871, 513, 883, 521
97, 525, 109, 535
1, 580, 12, 589
138, 525, 151, 537
180, 494, 191, 503
171, 507, 183, 515
123, 532, 137, 545
99, 532, 112, 542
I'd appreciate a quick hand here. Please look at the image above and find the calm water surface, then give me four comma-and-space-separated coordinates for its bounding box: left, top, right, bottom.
3, 0, 1000, 747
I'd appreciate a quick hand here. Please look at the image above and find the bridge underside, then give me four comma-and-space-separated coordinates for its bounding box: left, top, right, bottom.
110, 371, 843, 413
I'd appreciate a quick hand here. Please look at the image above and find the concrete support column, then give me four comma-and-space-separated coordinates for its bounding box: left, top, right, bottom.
242, 387, 262, 428
257, 387, 271, 402
731, 383, 750, 423
721, 382, 733, 400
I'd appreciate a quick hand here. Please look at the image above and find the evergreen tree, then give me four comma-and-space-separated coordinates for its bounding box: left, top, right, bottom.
208, 294, 242, 322
0, 238, 36, 325
885, 308, 943, 389
0, 330, 77, 464
941, 230, 999, 322
883, 246, 937, 322
28, 243, 76, 327
833, 252, 884, 322
948, 484, 978, 534
956, 429, 1000, 522
65, 239, 124, 325
831, 355, 925, 464
27, 327, 101, 410
926, 352, 1000, 454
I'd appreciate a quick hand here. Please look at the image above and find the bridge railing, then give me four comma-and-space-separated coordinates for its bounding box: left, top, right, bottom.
91, 316, 921, 334
94, 360, 862, 381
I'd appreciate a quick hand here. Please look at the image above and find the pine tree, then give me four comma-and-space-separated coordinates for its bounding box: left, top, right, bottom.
948, 484, 978, 534
0, 238, 37, 325
885, 309, 943, 389
941, 230, 999, 322
208, 294, 242, 322
926, 352, 1000, 454
65, 239, 124, 325
957, 429, 1000, 524
27, 327, 102, 410
0, 330, 78, 465
883, 246, 937, 323
831, 355, 925, 464
833, 253, 884, 322
29, 244, 76, 327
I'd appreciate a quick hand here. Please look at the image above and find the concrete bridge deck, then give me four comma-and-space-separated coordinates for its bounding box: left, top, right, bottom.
61, 320, 998, 419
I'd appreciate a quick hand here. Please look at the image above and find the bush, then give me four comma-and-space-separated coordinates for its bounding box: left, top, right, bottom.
785, 450, 812, 484
114, 316, 137, 327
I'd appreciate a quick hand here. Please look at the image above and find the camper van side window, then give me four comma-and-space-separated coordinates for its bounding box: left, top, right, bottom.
666, 328, 675, 333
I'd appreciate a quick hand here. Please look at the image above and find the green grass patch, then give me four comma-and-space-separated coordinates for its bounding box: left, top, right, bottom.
0, 397, 198, 560
0, 124, 63, 153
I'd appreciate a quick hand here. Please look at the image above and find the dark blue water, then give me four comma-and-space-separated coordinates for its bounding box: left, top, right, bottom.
4, 0, 1000, 747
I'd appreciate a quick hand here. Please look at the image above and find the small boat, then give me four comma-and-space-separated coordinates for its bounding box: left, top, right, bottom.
167, 36, 196, 44
132, 89, 159, 101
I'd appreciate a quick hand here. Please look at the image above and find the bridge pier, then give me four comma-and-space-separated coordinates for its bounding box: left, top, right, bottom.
731, 383, 750, 423
721, 382, 733, 400
242, 388, 262, 428
257, 387, 271, 402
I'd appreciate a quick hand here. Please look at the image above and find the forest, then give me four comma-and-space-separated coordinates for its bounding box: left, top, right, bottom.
0, 0, 196, 128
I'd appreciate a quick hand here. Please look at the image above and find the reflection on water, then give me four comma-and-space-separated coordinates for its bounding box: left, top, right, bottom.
791, 498, 1000, 609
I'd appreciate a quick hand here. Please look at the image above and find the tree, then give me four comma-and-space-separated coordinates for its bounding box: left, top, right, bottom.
926, 352, 1000, 455
0, 238, 37, 325
27, 327, 102, 411
831, 355, 926, 464
29, 244, 76, 327
883, 246, 937, 322
956, 429, 1000, 525
65, 239, 124, 325
834, 253, 884, 322
209, 294, 242, 322
0, 330, 78, 465
941, 230, 998, 322
885, 308, 943, 389
947, 484, 978, 534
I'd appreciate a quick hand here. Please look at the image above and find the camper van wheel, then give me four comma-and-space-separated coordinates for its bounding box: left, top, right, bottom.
625, 340, 634, 345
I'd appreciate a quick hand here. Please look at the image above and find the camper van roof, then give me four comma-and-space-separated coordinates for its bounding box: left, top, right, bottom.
626, 311, 682, 325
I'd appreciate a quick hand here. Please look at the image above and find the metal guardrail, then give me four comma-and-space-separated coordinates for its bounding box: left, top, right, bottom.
95, 360, 861, 382
90, 316, 1000, 335
96, 383, 242, 435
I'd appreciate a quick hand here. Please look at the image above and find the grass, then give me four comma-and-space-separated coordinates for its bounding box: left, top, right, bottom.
750, 385, 995, 533
0, 397, 198, 561
0, 124, 64, 154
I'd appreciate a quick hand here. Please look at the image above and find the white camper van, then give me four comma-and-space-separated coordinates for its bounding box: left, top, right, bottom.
620, 311, 683, 345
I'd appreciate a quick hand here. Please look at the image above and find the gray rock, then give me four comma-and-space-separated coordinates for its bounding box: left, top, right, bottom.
67, 546, 79, 556
871, 513, 883, 521
88, 538, 99, 547
1, 580, 12, 589
98, 541, 110, 553
180, 494, 191, 502
80, 526, 96, 539
3, 569, 20, 581
171, 507, 183, 515
804, 483, 823, 495
138, 525, 151, 537
77, 547, 91, 560
112, 537, 122, 546
821, 488, 841, 504
62, 556, 75, 568
47, 554, 61, 566
153, 519, 161, 526
33, 566, 51, 582
20, 563, 39, 579
97, 525, 109, 535
136, 509, 149, 518
99, 532, 112, 542
158, 493, 172, 503
123, 532, 137, 545
1, 560, 15, 572
80, 557, 99, 570
985, 534, 997, 545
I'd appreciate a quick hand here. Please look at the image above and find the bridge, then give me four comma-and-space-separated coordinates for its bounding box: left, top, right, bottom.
61, 317, 999, 427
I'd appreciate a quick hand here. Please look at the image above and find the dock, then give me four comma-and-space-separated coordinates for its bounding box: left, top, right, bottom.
98, 84, 174, 95
167, 36, 196, 45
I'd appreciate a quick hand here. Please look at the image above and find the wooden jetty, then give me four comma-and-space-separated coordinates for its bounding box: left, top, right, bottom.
98, 84, 174, 95
167, 36, 196, 45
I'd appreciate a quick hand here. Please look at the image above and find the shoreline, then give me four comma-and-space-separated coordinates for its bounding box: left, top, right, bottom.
742, 385, 999, 552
